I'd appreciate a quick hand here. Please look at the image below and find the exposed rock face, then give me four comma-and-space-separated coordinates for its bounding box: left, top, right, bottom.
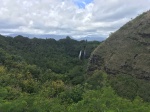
88, 11, 150, 80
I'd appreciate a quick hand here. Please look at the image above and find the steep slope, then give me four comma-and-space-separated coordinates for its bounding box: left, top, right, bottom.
88, 10, 150, 80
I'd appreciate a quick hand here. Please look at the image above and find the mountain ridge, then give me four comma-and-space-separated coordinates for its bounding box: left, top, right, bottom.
4, 33, 105, 41
88, 10, 150, 80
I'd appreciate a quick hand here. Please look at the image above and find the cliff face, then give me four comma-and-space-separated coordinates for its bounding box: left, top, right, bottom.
88, 11, 150, 80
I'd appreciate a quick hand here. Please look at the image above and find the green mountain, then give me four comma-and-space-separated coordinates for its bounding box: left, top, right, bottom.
89, 11, 150, 79
88, 10, 150, 101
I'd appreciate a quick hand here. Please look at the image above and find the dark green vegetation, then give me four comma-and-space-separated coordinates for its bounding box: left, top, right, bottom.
0, 34, 99, 111
88, 10, 150, 102
0, 34, 150, 112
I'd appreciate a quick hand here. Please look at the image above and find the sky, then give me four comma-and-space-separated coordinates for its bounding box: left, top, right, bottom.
0, 0, 150, 39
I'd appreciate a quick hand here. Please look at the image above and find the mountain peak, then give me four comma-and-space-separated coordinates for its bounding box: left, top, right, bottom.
88, 10, 150, 80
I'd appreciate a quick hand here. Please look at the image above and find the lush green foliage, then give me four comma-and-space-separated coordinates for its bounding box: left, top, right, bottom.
109, 74, 150, 102
0, 35, 100, 111
0, 35, 150, 112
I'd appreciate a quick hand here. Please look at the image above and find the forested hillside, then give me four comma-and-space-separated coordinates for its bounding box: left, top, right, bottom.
88, 11, 150, 102
0, 34, 150, 112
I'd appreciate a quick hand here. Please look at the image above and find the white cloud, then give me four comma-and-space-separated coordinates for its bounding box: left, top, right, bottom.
0, 0, 150, 39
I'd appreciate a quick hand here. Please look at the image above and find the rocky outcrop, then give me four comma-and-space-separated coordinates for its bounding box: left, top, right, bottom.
88, 10, 150, 80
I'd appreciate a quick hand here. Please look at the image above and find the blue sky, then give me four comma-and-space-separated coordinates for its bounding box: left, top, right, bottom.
0, 0, 150, 39
73, 0, 93, 8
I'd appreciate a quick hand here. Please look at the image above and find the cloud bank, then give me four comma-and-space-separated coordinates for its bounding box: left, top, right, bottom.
0, 0, 150, 39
